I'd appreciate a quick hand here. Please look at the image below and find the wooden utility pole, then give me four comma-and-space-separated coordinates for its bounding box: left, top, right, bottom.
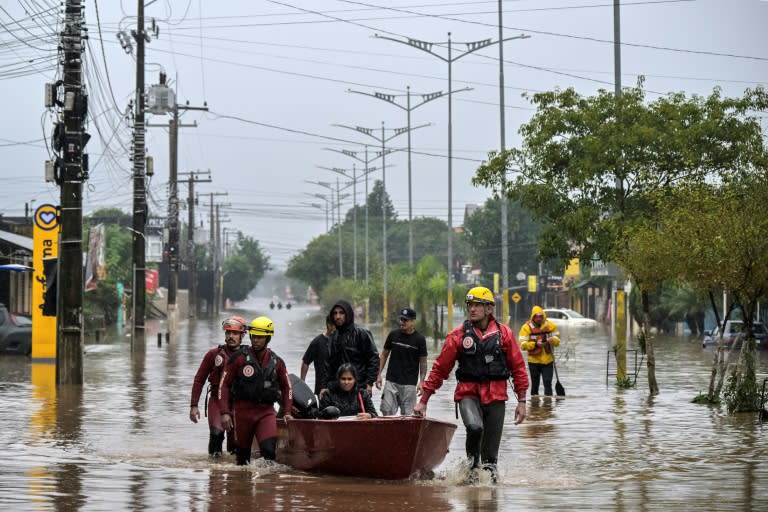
179, 170, 211, 318
56, 0, 88, 384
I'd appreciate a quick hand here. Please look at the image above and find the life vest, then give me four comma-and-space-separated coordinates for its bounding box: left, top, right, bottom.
526, 322, 553, 356
231, 348, 281, 404
455, 320, 510, 382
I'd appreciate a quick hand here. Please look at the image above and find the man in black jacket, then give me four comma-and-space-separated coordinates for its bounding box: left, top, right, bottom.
321, 300, 379, 396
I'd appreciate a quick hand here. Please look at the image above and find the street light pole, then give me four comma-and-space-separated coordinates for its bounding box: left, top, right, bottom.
348, 87, 468, 267
333, 123, 427, 323
375, 31, 529, 330
317, 165, 359, 281
325, 146, 384, 291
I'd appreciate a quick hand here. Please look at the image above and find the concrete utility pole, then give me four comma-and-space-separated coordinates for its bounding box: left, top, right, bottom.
333, 123, 426, 323
348, 86, 468, 268
131, 0, 148, 342
179, 170, 211, 318
147, 78, 207, 332
214, 203, 231, 314
305, 180, 351, 279
201, 192, 227, 316
56, 0, 89, 384
376, 31, 528, 330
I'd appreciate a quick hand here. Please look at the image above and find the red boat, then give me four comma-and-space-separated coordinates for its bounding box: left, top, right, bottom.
274, 416, 457, 480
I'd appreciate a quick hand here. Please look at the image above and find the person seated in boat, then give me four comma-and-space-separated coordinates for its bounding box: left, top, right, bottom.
319, 363, 378, 419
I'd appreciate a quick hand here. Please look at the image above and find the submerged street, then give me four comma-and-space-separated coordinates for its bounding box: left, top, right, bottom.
1, 300, 766, 511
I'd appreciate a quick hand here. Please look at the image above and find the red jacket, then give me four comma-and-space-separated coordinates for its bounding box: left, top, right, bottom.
420, 315, 529, 405
190, 344, 240, 407
218, 347, 293, 416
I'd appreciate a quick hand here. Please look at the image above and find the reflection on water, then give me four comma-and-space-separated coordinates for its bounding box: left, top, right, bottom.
1, 304, 767, 511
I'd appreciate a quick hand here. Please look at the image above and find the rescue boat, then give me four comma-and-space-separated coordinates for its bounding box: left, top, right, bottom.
275, 415, 457, 480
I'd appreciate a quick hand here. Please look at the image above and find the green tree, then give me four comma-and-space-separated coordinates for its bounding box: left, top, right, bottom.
463, 197, 545, 278
222, 233, 270, 303
473, 83, 768, 395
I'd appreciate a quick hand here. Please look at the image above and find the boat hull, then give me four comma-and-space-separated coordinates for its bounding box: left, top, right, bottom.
275, 416, 457, 479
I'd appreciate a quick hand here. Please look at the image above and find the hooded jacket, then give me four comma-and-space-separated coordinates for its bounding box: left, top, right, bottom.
323, 300, 380, 389
518, 306, 561, 364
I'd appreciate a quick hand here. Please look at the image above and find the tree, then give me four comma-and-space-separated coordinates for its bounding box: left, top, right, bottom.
463, 197, 545, 278
473, 82, 768, 395
222, 233, 270, 303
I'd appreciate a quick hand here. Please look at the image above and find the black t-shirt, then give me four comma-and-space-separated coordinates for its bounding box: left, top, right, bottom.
383, 329, 427, 385
302, 333, 330, 395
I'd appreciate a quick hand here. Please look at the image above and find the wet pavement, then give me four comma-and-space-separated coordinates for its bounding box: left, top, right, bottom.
1, 300, 767, 511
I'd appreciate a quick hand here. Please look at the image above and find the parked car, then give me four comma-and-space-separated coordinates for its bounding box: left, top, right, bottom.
543, 308, 599, 327
702, 320, 768, 349
0, 303, 32, 355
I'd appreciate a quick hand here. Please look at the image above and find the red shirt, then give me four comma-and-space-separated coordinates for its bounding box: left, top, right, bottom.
420, 315, 529, 405
218, 347, 293, 416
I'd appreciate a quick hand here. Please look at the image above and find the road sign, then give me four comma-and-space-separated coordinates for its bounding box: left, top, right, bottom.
511, 292, 522, 303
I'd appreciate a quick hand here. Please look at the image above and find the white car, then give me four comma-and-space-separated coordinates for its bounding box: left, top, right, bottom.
543, 308, 599, 328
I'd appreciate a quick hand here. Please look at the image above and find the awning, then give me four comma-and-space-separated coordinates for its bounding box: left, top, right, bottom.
0, 229, 33, 251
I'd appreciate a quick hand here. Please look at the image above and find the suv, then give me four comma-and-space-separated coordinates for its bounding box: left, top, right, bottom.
0, 303, 31, 355
702, 320, 768, 349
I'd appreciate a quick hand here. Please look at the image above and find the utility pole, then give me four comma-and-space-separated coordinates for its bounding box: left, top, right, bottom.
376, 31, 528, 330
201, 192, 227, 316
56, 0, 89, 384
348, 87, 468, 267
131, 0, 149, 342
179, 170, 211, 318
147, 75, 208, 332
214, 203, 231, 314
333, 123, 426, 323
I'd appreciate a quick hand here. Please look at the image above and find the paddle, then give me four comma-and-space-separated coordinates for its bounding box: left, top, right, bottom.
553, 358, 566, 397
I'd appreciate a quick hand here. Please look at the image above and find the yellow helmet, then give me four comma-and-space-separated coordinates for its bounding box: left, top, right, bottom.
465, 286, 495, 305
248, 316, 275, 336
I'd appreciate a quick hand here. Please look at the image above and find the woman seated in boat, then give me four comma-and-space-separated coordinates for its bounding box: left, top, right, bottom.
319, 363, 378, 419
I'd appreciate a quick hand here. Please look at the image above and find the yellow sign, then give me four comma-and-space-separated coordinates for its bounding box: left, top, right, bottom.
492, 273, 499, 294
527, 275, 538, 293
32, 204, 59, 360
511, 292, 522, 303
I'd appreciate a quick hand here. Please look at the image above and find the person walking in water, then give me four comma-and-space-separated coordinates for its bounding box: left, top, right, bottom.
518, 305, 560, 398
413, 287, 529, 483
189, 316, 247, 458
219, 316, 292, 466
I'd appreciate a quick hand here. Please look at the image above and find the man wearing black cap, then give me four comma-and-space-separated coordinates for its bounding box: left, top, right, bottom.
375, 307, 428, 415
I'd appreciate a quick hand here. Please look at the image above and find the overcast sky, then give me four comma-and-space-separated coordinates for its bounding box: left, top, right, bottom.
1, 0, 766, 268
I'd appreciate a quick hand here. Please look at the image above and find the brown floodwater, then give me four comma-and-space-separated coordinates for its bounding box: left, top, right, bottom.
1, 301, 767, 511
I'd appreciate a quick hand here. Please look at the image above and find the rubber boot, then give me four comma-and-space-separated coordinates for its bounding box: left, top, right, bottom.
259, 437, 277, 462
481, 460, 498, 484
235, 447, 251, 466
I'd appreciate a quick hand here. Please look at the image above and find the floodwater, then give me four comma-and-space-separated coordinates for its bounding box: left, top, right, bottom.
1, 301, 767, 511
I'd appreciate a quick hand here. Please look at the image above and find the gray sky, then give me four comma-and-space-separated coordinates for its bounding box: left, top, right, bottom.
1, 0, 766, 268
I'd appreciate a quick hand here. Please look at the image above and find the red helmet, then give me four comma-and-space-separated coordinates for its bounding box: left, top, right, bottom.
222, 316, 247, 333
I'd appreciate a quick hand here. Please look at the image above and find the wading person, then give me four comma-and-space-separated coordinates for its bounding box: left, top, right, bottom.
375, 307, 427, 416
300, 314, 334, 395
189, 316, 247, 458
219, 316, 293, 465
413, 287, 529, 483
518, 306, 560, 398
321, 300, 379, 396
319, 363, 378, 419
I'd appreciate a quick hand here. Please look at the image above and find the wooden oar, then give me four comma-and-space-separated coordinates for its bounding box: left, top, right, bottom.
553, 358, 566, 397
